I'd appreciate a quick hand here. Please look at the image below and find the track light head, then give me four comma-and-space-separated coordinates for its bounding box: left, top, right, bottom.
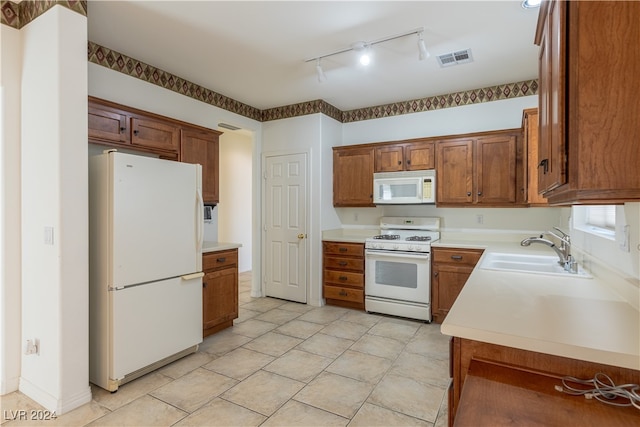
418, 32, 429, 61
316, 58, 326, 83
352, 42, 371, 66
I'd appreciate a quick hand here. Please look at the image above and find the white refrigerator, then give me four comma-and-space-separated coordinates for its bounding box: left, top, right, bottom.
89, 151, 204, 392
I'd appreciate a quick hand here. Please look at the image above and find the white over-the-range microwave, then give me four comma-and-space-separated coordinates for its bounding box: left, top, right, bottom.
373, 169, 436, 204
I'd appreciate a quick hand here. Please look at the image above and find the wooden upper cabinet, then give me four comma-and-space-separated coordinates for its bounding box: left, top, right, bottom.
375, 140, 435, 172
131, 117, 180, 154
436, 139, 474, 204
436, 131, 522, 206
180, 129, 221, 204
475, 134, 517, 205
535, 0, 640, 204
536, 0, 566, 195
333, 146, 375, 207
404, 141, 435, 170
522, 108, 548, 205
88, 105, 129, 144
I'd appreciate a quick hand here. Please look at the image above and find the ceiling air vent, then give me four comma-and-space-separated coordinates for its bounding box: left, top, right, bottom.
218, 122, 242, 131
437, 49, 474, 67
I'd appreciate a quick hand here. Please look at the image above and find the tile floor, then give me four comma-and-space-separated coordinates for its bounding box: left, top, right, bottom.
1, 272, 450, 426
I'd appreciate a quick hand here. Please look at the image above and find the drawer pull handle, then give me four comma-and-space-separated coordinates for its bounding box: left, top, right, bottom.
338, 261, 348, 266
339, 290, 348, 296
133, 130, 139, 136
338, 247, 348, 252
451, 255, 463, 260
216, 257, 226, 263
339, 276, 348, 281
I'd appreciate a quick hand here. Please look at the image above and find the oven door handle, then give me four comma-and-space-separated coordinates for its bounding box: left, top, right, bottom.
365, 249, 430, 260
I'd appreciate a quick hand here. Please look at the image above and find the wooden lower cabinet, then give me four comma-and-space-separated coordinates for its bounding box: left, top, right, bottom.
450, 337, 640, 426
202, 249, 238, 337
431, 248, 483, 323
323, 241, 365, 310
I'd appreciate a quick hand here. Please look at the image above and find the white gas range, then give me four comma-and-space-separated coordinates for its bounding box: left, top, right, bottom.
364, 217, 440, 322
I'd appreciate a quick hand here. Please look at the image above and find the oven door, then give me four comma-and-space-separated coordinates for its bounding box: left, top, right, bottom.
365, 249, 430, 303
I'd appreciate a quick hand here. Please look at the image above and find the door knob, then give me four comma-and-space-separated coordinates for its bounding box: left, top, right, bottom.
297, 233, 305, 239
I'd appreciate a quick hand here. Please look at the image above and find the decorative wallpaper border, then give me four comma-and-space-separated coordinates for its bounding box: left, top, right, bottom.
1, 0, 86, 29
88, 41, 263, 122
89, 40, 537, 123
4, 0, 537, 124
342, 80, 538, 123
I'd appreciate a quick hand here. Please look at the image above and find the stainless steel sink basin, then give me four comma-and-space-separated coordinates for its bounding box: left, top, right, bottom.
480, 252, 591, 278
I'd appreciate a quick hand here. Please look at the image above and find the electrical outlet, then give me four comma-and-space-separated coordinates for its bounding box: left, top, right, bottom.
25, 339, 38, 355
44, 227, 54, 245
618, 225, 630, 252
354, 213, 359, 222
476, 214, 483, 224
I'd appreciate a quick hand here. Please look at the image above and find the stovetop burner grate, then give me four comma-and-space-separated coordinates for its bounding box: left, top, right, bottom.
372, 234, 400, 240
406, 236, 432, 242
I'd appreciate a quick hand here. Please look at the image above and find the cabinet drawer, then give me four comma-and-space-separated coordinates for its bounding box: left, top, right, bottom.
323, 241, 364, 257
324, 285, 364, 303
203, 250, 238, 271
324, 256, 364, 272
324, 270, 364, 287
433, 248, 483, 266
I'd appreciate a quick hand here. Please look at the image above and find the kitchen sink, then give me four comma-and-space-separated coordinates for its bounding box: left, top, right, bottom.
480, 252, 591, 278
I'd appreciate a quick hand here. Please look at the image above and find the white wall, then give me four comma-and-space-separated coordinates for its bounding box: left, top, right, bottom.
19, 6, 91, 412
342, 96, 537, 145
1, 21, 22, 396
88, 64, 263, 291
261, 114, 325, 305
219, 131, 253, 272
563, 203, 640, 309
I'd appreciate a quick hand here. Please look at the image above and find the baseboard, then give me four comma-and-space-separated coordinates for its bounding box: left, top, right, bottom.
19, 377, 92, 414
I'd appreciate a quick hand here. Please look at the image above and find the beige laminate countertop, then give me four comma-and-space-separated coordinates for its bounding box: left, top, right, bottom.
321, 228, 378, 244
439, 240, 640, 371
202, 241, 242, 253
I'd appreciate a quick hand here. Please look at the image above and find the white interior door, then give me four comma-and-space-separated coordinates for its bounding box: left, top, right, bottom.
264, 153, 307, 303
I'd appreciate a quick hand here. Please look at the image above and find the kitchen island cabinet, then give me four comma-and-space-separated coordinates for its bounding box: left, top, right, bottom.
431, 247, 483, 324
535, 0, 640, 204
322, 241, 365, 310
450, 338, 640, 426
202, 248, 238, 337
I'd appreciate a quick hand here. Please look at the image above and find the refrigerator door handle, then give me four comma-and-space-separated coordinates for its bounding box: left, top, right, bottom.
196, 189, 204, 252
181, 272, 204, 281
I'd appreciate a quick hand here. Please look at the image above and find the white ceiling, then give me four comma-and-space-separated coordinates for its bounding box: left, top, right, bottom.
87, 1, 541, 112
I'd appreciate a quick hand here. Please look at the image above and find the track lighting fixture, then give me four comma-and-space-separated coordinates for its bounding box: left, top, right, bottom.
306, 27, 428, 82
316, 58, 326, 82
418, 31, 429, 60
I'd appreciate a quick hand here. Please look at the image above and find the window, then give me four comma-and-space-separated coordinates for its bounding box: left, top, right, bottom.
586, 205, 616, 230
572, 205, 617, 239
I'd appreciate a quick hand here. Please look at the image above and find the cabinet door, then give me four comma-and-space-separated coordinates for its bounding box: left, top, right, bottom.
405, 141, 435, 170
432, 264, 474, 323
181, 129, 220, 204
88, 105, 129, 144
475, 135, 517, 205
375, 145, 404, 172
203, 267, 238, 330
523, 109, 548, 205
538, 0, 566, 194
333, 147, 375, 207
131, 117, 180, 154
436, 139, 474, 204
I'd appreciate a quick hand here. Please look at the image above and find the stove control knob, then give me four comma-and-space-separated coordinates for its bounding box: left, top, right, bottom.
392, 244, 399, 250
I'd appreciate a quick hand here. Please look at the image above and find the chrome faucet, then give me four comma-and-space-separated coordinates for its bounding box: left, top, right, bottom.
521, 227, 578, 273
